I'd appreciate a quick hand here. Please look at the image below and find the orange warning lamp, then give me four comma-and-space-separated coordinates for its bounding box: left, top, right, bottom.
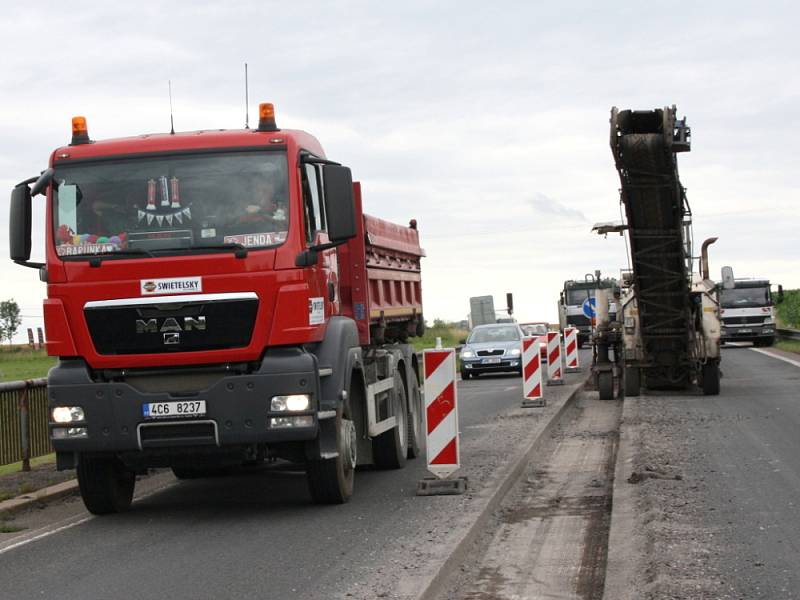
257, 103, 278, 132
71, 116, 91, 145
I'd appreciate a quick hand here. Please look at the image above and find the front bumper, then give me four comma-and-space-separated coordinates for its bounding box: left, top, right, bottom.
47, 350, 321, 456
721, 324, 774, 341
462, 357, 521, 374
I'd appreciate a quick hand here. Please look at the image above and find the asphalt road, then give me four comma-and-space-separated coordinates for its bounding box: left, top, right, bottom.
0, 365, 569, 600
693, 346, 800, 597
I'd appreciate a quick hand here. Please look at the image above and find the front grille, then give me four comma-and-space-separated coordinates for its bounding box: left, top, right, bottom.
477, 349, 504, 356
85, 297, 258, 355
138, 421, 218, 449
722, 316, 764, 325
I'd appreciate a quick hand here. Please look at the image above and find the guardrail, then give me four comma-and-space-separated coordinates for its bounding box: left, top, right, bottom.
777, 328, 800, 341
0, 378, 51, 469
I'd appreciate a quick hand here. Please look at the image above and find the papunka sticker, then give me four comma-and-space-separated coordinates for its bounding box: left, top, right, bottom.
309, 297, 325, 325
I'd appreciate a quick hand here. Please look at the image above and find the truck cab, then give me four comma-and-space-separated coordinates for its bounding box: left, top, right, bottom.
719, 279, 779, 346
558, 277, 619, 347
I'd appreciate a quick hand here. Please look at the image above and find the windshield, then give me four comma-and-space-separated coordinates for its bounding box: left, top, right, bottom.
52, 151, 288, 257
468, 326, 520, 344
521, 324, 548, 336
721, 286, 770, 308
566, 288, 592, 305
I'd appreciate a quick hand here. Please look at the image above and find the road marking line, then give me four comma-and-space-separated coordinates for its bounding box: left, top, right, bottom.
0, 476, 177, 555
750, 347, 800, 368
0, 515, 92, 555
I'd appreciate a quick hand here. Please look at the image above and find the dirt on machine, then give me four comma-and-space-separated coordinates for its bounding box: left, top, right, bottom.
592, 105, 723, 398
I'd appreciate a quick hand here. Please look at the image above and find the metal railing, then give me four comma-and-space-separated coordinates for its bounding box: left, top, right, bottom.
0, 378, 51, 469
777, 328, 800, 341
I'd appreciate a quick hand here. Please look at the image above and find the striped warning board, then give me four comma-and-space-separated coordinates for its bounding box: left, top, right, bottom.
546, 331, 564, 385
423, 348, 459, 479
564, 327, 580, 372
522, 336, 544, 407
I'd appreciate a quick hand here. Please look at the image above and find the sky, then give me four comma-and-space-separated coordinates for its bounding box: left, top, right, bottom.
1, 0, 798, 342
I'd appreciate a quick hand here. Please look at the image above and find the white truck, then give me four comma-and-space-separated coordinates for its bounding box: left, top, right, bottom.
719, 272, 782, 347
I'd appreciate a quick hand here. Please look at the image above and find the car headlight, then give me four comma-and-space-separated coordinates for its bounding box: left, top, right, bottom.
507, 348, 521, 356
271, 394, 311, 412
52, 406, 85, 423
461, 350, 475, 358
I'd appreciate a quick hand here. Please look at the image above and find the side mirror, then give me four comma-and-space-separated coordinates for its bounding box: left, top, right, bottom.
776, 284, 784, 304
322, 165, 356, 243
459, 338, 467, 345
10, 184, 33, 262
721, 266, 735, 290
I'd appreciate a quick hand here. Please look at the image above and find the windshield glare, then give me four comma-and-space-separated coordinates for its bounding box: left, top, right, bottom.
721, 287, 769, 308
468, 326, 520, 344
52, 151, 288, 257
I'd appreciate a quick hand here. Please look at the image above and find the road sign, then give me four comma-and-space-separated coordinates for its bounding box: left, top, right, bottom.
423, 349, 460, 479
582, 296, 597, 319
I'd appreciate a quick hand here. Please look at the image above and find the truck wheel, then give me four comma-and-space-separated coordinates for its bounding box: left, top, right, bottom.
598, 371, 614, 400
406, 372, 424, 459
77, 455, 135, 515
623, 366, 640, 397
373, 371, 408, 469
307, 397, 357, 504
461, 370, 470, 380
702, 362, 720, 396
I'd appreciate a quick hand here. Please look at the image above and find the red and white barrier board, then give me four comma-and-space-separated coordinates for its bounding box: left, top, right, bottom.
546, 331, 564, 384
423, 349, 460, 479
522, 336, 544, 406
564, 327, 580, 371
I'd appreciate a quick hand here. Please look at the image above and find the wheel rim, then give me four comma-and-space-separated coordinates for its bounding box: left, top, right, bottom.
340, 417, 357, 472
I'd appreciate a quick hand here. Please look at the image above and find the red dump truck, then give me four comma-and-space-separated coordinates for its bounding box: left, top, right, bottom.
8, 103, 425, 513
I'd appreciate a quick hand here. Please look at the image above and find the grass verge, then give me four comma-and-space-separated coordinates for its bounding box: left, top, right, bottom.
0, 348, 56, 382
0, 453, 56, 476
775, 340, 800, 355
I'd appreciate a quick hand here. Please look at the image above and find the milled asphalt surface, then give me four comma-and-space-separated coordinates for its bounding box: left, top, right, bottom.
0, 351, 590, 600
604, 345, 800, 599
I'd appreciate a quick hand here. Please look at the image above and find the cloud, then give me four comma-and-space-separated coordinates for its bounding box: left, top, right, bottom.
528, 192, 588, 222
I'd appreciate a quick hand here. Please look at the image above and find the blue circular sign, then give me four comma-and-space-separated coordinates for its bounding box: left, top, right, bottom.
582, 297, 596, 319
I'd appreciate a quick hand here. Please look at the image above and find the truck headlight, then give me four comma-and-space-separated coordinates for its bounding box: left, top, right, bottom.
763, 317, 774, 325
507, 348, 521, 356
270, 394, 311, 412
461, 350, 475, 358
52, 406, 85, 423
52, 427, 88, 439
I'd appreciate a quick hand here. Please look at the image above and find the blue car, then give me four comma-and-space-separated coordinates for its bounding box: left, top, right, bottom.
460, 323, 523, 379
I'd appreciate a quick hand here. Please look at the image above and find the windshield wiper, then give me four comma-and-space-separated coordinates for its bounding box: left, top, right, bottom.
85, 248, 154, 267
192, 243, 248, 258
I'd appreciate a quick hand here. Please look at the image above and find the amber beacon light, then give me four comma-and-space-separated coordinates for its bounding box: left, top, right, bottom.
257, 103, 278, 132
71, 116, 91, 145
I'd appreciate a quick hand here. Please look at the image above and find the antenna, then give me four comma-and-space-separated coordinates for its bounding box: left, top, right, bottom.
244, 63, 250, 129
168, 80, 175, 135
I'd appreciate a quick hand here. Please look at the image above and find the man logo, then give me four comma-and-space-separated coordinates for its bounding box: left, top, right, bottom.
136, 316, 207, 334
143, 281, 157, 293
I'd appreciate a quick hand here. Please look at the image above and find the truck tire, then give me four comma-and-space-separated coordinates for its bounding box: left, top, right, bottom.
702, 362, 720, 396
373, 371, 408, 469
598, 371, 614, 400
77, 455, 135, 515
307, 396, 357, 504
406, 372, 424, 459
461, 370, 470, 380
623, 366, 640, 397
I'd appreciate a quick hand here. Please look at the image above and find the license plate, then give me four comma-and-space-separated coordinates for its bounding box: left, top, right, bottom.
143, 400, 206, 419
483, 358, 502, 364
739, 329, 752, 333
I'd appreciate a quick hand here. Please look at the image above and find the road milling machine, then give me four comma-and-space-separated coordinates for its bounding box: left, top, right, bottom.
592, 106, 722, 399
